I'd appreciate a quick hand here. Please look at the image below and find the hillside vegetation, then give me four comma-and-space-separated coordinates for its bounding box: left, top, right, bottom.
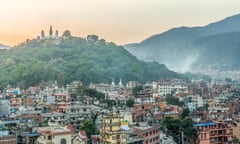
0, 33, 179, 88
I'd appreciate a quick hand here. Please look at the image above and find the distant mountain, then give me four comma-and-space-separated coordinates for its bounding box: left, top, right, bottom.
0, 43, 11, 49
125, 13, 240, 72
0, 33, 179, 87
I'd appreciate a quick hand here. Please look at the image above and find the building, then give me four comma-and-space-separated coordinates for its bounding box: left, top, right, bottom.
194, 121, 233, 144
66, 102, 92, 132
207, 104, 231, 121
100, 111, 126, 144
152, 79, 188, 97
232, 122, 240, 141
0, 132, 16, 144
37, 124, 72, 144
10, 97, 22, 108
126, 131, 144, 144
0, 99, 10, 116
131, 123, 160, 144
71, 131, 88, 144
91, 135, 100, 144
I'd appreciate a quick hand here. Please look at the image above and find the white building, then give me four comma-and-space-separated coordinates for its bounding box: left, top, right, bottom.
152, 79, 188, 97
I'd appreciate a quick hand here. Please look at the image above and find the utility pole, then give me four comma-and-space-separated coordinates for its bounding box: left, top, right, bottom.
181, 131, 184, 144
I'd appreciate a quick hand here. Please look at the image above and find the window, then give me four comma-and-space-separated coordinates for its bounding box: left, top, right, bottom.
60, 138, 67, 144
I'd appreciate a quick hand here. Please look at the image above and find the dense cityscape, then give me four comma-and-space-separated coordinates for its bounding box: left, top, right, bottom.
1, 72, 240, 144
1, 1, 240, 144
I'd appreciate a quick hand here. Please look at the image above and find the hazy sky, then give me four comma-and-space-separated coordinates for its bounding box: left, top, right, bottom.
0, 0, 239, 46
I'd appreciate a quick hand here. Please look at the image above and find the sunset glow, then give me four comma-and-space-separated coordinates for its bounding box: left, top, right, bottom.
0, 0, 239, 46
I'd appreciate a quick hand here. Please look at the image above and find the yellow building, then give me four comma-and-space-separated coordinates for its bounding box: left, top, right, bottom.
100, 111, 126, 144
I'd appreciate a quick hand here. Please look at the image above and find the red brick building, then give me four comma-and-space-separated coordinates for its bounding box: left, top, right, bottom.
194, 121, 233, 144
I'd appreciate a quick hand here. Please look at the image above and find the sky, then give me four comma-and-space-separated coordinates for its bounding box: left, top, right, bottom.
0, 0, 239, 46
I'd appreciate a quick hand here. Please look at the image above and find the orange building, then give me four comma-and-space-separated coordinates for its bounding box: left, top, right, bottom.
194, 121, 233, 144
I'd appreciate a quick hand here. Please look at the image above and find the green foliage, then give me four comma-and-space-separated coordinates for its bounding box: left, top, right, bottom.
132, 85, 143, 96
84, 88, 105, 100
80, 120, 96, 138
126, 98, 135, 107
181, 108, 190, 119
62, 30, 71, 39
163, 116, 198, 144
166, 95, 183, 106
0, 35, 179, 88
225, 77, 232, 83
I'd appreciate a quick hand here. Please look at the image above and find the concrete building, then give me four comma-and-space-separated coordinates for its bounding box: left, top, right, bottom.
152, 79, 188, 97
66, 102, 92, 132
10, 97, 22, 108
100, 111, 126, 144
208, 106, 231, 121
0, 99, 10, 116
37, 124, 72, 144
0, 129, 16, 144
131, 123, 160, 144
194, 121, 233, 144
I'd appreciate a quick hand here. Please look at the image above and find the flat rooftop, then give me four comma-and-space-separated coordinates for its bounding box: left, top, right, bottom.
194, 122, 216, 127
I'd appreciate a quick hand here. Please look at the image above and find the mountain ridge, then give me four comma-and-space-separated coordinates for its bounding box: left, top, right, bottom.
125, 13, 240, 72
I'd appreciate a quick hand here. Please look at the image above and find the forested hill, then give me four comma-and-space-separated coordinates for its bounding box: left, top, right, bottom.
125, 13, 240, 72
0, 32, 179, 88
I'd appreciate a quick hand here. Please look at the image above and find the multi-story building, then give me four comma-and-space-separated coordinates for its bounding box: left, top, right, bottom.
0, 99, 10, 116
10, 97, 22, 108
207, 104, 231, 121
0, 129, 16, 144
152, 79, 188, 97
66, 102, 92, 132
194, 121, 233, 144
131, 123, 160, 144
37, 124, 72, 144
22, 96, 35, 107
232, 122, 240, 141
42, 113, 67, 126
100, 111, 126, 144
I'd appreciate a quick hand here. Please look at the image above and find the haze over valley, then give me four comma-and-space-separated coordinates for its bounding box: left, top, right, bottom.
124, 14, 240, 80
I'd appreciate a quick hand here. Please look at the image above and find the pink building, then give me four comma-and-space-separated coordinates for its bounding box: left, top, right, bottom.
10, 97, 22, 107
131, 123, 160, 144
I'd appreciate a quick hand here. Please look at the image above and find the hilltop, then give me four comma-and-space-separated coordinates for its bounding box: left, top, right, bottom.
0, 43, 11, 50
0, 29, 179, 88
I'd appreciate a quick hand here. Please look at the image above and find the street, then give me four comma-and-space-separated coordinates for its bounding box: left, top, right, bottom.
160, 131, 176, 144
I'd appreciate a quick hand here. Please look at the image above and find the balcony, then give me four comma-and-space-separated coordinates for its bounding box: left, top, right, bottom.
109, 122, 121, 126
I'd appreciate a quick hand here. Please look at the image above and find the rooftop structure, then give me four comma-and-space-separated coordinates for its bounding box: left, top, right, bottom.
194, 121, 233, 144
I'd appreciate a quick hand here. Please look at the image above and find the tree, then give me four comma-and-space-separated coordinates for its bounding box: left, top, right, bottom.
126, 98, 135, 107
225, 77, 232, 83
181, 108, 190, 119
163, 116, 198, 144
41, 30, 45, 38
87, 35, 99, 42
62, 30, 71, 39
166, 95, 183, 106
132, 85, 143, 96
181, 117, 198, 143
80, 120, 96, 139
49, 25, 53, 36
